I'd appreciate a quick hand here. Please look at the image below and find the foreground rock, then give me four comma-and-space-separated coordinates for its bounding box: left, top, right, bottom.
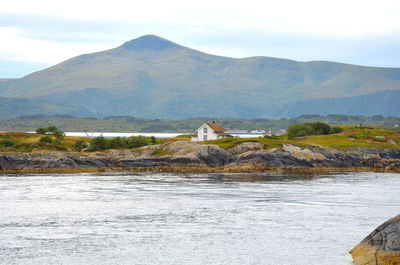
351, 214, 400, 265
0, 141, 400, 173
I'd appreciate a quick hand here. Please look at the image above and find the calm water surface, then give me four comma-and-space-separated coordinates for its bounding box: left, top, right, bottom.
0, 172, 399, 265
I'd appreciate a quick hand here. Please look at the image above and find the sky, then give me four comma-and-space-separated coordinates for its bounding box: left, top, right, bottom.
1, 0, 400, 78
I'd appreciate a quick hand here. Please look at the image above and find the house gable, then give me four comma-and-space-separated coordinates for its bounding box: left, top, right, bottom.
192, 122, 229, 142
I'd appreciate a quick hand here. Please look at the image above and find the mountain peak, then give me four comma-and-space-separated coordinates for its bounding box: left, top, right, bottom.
122, 35, 183, 51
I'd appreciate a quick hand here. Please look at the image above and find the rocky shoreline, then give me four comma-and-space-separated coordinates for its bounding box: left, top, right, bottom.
1, 141, 400, 174
351, 214, 400, 265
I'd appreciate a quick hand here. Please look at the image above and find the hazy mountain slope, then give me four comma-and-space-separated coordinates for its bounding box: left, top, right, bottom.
0, 97, 92, 118
1, 35, 400, 118
278, 89, 400, 118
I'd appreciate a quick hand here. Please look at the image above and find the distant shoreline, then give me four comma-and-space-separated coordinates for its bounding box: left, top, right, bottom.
1, 166, 400, 175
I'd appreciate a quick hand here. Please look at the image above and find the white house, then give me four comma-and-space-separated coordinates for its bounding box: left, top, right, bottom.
191, 122, 230, 142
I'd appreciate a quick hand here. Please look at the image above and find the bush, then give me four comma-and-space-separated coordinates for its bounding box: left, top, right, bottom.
264, 134, 278, 139
287, 123, 314, 139
35, 126, 63, 136
330, 126, 343, 134
74, 140, 88, 152
0, 139, 16, 147
287, 122, 338, 139
127, 136, 148, 148
89, 136, 107, 151
310, 122, 331, 135
53, 130, 65, 141
46, 126, 58, 133
36, 127, 47, 134
151, 148, 164, 156
39, 136, 53, 144
88, 136, 150, 151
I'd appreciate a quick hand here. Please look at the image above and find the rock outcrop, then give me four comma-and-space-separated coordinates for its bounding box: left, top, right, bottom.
351, 214, 400, 265
1, 141, 400, 173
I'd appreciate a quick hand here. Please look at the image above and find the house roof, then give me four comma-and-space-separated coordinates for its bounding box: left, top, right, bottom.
205, 122, 227, 132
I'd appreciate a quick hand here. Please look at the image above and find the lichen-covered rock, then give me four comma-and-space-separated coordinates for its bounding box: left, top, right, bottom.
228, 142, 264, 155
350, 214, 400, 265
1, 142, 400, 173
283, 144, 326, 161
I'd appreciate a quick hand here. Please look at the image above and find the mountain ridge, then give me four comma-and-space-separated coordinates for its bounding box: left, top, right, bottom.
1, 35, 400, 118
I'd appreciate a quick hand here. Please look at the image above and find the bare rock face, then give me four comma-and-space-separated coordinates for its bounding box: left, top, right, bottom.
350, 214, 400, 265
228, 142, 265, 155
283, 144, 326, 162
1, 141, 400, 173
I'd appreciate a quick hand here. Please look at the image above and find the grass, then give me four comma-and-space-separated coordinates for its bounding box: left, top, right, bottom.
1, 126, 399, 153
0, 132, 90, 152
195, 126, 400, 150
200, 137, 283, 150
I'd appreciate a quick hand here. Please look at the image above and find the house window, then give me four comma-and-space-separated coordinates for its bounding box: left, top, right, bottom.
203, 127, 207, 133
203, 135, 207, 141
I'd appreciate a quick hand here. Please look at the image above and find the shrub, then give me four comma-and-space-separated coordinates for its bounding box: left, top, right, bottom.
53, 130, 65, 141
264, 134, 278, 139
46, 126, 58, 133
74, 140, 88, 152
151, 148, 164, 156
127, 136, 148, 148
89, 136, 107, 151
36, 127, 47, 134
39, 136, 53, 144
0, 139, 16, 147
330, 126, 343, 134
287, 123, 314, 139
35, 126, 63, 136
105, 137, 123, 149
310, 122, 331, 135
287, 122, 336, 139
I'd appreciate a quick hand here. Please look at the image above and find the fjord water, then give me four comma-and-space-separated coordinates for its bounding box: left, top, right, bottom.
1, 172, 399, 265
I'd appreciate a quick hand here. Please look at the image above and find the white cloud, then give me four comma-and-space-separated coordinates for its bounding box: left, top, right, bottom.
0, 27, 111, 64
2, 0, 400, 36
1, 0, 400, 76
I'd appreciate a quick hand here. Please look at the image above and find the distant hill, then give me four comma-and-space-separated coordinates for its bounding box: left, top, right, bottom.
1, 35, 400, 118
0, 114, 399, 132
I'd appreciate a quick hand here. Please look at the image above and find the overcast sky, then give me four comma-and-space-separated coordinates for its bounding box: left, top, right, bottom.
1, 0, 400, 78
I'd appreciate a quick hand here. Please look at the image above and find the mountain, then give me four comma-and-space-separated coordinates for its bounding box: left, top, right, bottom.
1, 35, 400, 118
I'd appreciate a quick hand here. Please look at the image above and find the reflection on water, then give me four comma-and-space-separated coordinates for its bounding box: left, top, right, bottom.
0, 172, 399, 265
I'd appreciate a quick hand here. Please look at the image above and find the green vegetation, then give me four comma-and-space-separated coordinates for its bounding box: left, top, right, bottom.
202, 136, 284, 150
0, 131, 90, 152
74, 140, 88, 152
0, 133, 16, 147
39, 136, 53, 144
0, 125, 398, 153
1, 35, 400, 119
151, 148, 166, 156
287, 122, 343, 139
200, 126, 399, 150
0, 114, 399, 133
88, 136, 154, 151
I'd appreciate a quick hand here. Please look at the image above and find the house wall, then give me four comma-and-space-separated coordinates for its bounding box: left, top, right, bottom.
192, 123, 228, 142
196, 124, 219, 141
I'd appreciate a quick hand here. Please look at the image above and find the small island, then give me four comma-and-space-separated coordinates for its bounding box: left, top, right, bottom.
1, 123, 399, 174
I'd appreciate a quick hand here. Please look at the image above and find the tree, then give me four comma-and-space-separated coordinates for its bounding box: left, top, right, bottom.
53, 130, 65, 141
74, 140, 88, 152
310, 122, 331, 135
287, 122, 334, 139
36, 127, 47, 134
46, 126, 58, 133
89, 136, 107, 151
